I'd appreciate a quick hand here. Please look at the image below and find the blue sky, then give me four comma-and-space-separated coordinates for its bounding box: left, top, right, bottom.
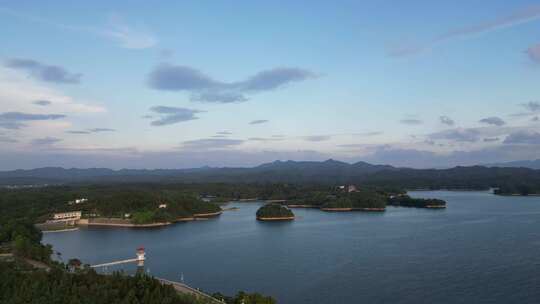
1, 0, 540, 169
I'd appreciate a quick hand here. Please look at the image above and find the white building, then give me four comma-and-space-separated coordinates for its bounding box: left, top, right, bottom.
348, 185, 358, 193
53, 211, 82, 221
68, 198, 88, 205
158, 204, 167, 209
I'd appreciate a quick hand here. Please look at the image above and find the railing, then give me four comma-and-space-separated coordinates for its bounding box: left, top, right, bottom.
90, 258, 139, 268
156, 277, 223, 303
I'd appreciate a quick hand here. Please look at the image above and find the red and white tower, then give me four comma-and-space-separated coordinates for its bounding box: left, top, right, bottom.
136, 247, 146, 266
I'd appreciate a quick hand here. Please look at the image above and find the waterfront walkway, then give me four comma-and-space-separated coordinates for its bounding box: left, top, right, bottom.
156, 277, 223, 303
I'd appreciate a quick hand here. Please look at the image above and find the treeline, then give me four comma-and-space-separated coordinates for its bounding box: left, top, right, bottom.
82, 189, 220, 224
0, 185, 221, 225
0, 264, 195, 304
494, 183, 540, 196
388, 195, 446, 208
3, 162, 540, 194
321, 191, 387, 209
1, 262, 277, 304
356, 166, 540, 194
213, 291, 276, 304
0, 220, 52, 263
0, 183, 450, 226
0, 183, 398, 225
256, 204, 294, 219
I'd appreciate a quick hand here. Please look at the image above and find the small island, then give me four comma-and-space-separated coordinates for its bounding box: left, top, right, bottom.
388, 195, 447, 209
256, 204, 295, 221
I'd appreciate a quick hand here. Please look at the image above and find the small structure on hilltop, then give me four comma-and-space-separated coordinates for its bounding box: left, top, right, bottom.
67, 258, 82, 272
68, 198, 88, 205
201, 195, 216, 202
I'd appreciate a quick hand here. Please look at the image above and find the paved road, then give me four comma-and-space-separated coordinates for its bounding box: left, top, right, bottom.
156, 277, 223, 303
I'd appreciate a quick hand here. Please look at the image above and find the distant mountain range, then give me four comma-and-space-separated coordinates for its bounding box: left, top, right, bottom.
1, 159, 540, 189
485, 159, 540, 170
0, 159, 394, 185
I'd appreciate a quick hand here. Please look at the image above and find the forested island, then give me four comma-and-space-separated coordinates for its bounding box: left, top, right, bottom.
388, 195, 447, 208
256, 204, 295, 221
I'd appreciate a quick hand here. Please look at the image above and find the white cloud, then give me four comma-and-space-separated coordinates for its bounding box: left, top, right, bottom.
390, 5, 540, 57
0, 8, 157, 49
0, 67, 106, 114
100, 15, 158, 49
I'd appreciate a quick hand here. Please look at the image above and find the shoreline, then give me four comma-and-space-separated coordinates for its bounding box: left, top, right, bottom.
78, 219, 171, 228
41, 227, 80, 233
193, 211, 223, 218
425, 205, 447, 209
495, 193, 540, 197
286, 204, 318, 208
265, 199, 287, 203
39, 211, 224, 230
257, 216, 295, 221
320, 207, 386, 212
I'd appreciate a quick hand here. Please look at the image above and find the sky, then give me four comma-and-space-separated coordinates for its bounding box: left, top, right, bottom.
1, 0, 540, 170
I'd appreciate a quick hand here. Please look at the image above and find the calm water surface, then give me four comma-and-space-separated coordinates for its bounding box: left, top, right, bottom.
43, 191, 540, 303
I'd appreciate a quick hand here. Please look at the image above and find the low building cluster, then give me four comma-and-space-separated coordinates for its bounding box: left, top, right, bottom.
337, 185, 359, 193
68, 198, 88, 205
50, 211, 82, 222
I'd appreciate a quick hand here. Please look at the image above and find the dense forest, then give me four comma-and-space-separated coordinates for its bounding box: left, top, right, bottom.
0, 183, 447, 226
388, 195, 447, 208
0, 185, 221, 225
320, 190, 387, 210
0, 261, 276, 304
256, 204, 295, 219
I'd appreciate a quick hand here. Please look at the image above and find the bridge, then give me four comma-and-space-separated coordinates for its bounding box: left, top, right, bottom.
90, 247, 146, 268
90, 247, 222, 303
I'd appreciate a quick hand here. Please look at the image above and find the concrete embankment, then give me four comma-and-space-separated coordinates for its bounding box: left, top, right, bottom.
70, 212, 223, 228
35, 221, 78, 232
193, 211, 222, 218
42, 227, 79, 233
265, 199, 288, 203
77, 218, 170, 228
173, 211, 222, 222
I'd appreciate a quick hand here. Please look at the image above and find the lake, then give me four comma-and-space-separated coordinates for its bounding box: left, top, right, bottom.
43, 191, 540, 303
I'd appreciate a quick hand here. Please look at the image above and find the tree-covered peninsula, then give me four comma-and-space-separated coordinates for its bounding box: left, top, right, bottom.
0, 185, 222, 228
256, 204, 295, 221
388, 195, 447, 208
319, 191, 387, 211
